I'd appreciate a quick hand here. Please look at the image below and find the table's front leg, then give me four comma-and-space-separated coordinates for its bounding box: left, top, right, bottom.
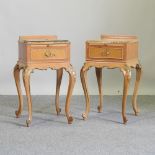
121, 66, 131, 124
80, 64, 90, 120
95, 67, 103, 113
64, 65, 76, 124
14, 64, 23, 118
55, 68, 63, 115
132, 64, 142, 115
23, 68, 33, 127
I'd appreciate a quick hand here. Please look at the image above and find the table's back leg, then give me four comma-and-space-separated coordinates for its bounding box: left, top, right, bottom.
23, 68, 33, 127
55, 68, 63, 115
95, 67, 103, 113
64, 65, 76, 124
14, 64, 23, 118
132, 64, 142, 116
121, 66, 131, 124
80, 64, 90, 120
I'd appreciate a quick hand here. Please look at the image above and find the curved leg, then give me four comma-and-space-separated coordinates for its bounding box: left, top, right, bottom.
132, 64, 142, 116
64, 65, 76, 124
55, 68, 63, 115
80, 64, 90, 120
95, 67, 103, 113
121, 66, 131, 124
14, 64, 23, 118
23, 68, 33, 127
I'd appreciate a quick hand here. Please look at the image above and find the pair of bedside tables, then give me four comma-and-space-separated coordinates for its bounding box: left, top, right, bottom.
14, 35, 142, 126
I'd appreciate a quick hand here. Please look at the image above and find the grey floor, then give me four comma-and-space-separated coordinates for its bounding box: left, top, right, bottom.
0, 95, 155, 155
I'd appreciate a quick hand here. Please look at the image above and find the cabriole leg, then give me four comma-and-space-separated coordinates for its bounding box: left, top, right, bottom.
14, 64, 23, 118
80, 64, 90, 120
95, 67, 103, 113
23, 68, 33, 127
132, 64, 142, 115
64, 65, 76, 124
121, 66, 131, 124
55, 68, 63, 115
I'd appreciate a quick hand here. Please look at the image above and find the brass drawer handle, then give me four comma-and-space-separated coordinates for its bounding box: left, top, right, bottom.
51, 53, 56, 57
44, 51, 51, 57
44, 51, 55, 57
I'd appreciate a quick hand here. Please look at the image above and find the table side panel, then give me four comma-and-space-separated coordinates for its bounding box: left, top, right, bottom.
18, 42, 27, 63
126, 42, 138, 60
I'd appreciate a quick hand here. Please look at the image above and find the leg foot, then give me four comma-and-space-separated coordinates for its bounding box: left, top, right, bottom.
82, 112, 87, 120
56, 108, 61, 115
26, 119, 31, 127
97, 106, 102, 113
15, 111, 20, 118
123, 116, 128, 124
135, 112, 139, 116
68, 116, 74, 124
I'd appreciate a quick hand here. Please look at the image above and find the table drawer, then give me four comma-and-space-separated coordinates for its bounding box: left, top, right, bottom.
30, 46, 67, 61
88, 46, 124, 60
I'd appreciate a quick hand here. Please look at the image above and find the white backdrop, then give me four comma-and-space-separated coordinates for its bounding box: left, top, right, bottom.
0, 0, 155, 95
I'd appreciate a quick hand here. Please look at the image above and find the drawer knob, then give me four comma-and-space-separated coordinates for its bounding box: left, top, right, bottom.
106, 51, 110, 55
101, 49, 110, 56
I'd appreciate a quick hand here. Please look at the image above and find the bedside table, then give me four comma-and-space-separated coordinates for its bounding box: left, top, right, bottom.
14, 35, 76, 127
80, 35, 142, 124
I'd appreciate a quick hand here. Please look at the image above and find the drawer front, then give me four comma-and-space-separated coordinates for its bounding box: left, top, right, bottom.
30, 46, 67, 61
88, 46, 124, 60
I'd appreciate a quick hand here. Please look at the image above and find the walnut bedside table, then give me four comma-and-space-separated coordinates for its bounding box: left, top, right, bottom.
14, 35, 76, 127
80, 35, 142, 124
